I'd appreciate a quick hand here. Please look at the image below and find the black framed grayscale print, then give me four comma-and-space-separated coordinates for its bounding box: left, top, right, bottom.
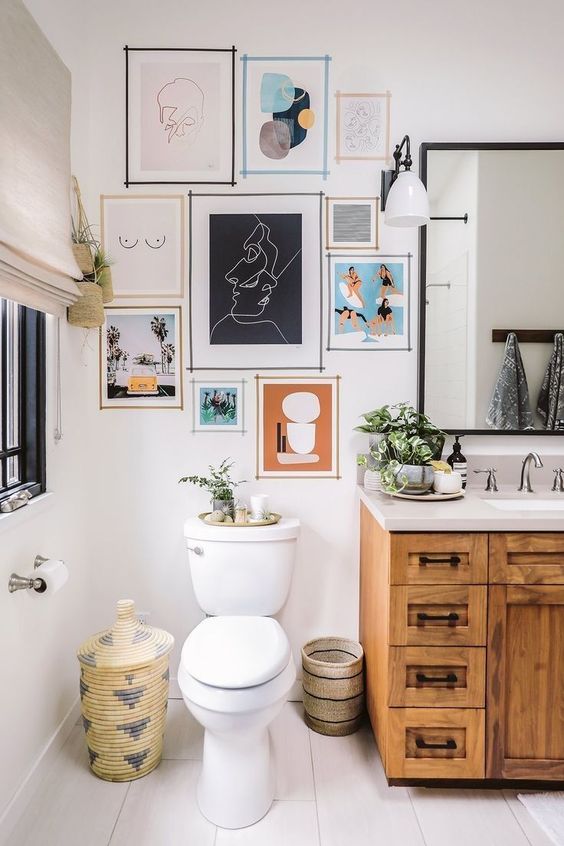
187, 192, 324, 371
125, 46, 236, 186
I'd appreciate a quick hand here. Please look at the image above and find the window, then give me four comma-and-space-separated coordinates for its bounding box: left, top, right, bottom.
0, 298, 45, 502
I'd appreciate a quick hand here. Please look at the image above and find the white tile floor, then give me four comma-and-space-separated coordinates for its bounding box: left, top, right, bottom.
5, 700, 554, 846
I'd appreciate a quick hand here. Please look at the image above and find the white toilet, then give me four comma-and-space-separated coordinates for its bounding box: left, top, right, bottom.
178, 517, 300, 829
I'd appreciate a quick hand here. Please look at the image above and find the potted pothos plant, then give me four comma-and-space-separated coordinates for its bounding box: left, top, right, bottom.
357, 404, 445, 495
179, 458, 244, 519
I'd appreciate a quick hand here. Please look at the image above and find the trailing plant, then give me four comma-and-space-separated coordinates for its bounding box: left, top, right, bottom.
179, 458, 244, 502
354, 405, 393, 434
374, 433, 434, 493
355, 402, 445, 458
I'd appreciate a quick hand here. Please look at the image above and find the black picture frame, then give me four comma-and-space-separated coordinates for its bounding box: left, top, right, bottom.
124, 46, 236, 187
418, 141, 564, 436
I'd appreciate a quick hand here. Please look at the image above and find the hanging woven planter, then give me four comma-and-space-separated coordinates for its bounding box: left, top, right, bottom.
98, 266, 114, 304
72, 242, 94, 275
77, 599, 174, 782
67, 281, 104, 328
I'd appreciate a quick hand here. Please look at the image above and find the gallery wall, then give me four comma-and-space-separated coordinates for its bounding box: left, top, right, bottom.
4, 0, 564, 824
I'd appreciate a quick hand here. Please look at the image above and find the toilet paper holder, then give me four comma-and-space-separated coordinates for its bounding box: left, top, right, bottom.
8, 555, 54, 594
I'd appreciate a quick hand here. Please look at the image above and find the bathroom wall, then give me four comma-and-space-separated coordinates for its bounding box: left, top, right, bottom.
4, 0, 564, 824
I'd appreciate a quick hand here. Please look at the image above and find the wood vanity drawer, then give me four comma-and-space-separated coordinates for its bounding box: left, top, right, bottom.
389, 585, 487, 646
388, 647, 485, 707
390, 533, 488, 585
387, 708, 485, 779
490, 534, 564, 584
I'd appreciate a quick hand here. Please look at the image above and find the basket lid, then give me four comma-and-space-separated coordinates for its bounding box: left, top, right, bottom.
77, 599, 174, 670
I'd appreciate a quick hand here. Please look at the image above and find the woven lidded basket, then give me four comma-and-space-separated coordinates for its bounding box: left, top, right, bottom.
302, 637, 364, 737
77, 599, 174, 781
67, 281, 104, 328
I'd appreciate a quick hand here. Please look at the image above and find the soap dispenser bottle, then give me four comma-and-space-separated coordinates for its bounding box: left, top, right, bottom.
447, 436, 467, 489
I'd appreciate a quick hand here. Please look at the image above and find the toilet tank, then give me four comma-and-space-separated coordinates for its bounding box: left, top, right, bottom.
183, 518, 300, 616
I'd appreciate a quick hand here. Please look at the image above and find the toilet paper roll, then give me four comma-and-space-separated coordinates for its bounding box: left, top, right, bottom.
28, 559, 69, 598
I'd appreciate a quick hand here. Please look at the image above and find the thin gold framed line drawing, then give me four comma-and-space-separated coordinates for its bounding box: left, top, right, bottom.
325, 196, 380, 251
100, 194, 186, 299
254, 374, 341, 480
335, 91, 391, 163
99, 305, 184, 410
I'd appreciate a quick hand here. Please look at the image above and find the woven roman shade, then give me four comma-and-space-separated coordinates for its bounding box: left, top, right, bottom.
0, 0, 81, 315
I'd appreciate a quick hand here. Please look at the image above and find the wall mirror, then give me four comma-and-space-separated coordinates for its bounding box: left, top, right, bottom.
418, 142, 564, 435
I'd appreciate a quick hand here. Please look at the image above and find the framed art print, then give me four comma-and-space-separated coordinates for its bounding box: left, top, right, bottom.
188, 191, 323, 371
335, 91, 391, 163
101, 195, 185, 298
191, 379, 246, 433
125, 46, 236, 185
241, 54, 331, 178
325, 197, 379, 250
256, 375, 340, 479
327, 254, 411, 350
100, 307, 183, 409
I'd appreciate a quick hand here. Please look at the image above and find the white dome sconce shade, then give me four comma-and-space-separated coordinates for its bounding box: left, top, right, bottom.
381, 134, 430, 228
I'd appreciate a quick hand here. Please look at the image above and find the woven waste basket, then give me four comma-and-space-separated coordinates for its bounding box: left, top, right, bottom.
302, 637, 364, 736
77, 599, 174, 782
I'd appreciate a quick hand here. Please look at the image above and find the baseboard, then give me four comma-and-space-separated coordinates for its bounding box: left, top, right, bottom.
168, 676, 304, 702
0, 695, 81, 846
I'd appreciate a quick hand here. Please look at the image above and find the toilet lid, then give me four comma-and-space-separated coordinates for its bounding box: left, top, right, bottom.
181, 616, 291, 689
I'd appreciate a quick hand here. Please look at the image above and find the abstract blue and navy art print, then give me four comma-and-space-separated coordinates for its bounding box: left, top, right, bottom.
241, 55, 330, 178
327, 254, 411, 351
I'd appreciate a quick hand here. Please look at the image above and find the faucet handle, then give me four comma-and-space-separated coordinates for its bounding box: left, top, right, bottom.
474, 468, 499, 492
552, 468, 564, 493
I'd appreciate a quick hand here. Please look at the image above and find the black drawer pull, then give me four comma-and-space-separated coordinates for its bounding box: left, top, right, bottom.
417, 612, 459, 626
416, 737, 457, 751
416, 672, 458, 684
419, 555, 461, 567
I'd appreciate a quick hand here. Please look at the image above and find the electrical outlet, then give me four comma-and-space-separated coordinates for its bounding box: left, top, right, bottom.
137, 611, 150, 625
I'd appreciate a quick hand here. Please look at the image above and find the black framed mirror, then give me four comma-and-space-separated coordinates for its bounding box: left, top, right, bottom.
418, 141, 564, 435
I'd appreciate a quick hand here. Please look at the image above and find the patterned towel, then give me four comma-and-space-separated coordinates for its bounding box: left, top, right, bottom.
537, 332, 564, 430
486, 333, 534, 430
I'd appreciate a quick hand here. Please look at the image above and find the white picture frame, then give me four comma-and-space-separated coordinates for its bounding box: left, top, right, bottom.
325, 196, 379, 251
101, 195, 185, 299
335, 91, 391, 163
190, 379, 247, 434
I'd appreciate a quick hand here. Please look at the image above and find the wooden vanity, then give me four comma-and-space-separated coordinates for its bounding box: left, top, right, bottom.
360, 498, 564, 786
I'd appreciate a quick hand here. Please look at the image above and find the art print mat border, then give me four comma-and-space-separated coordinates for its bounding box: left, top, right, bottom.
190, 378, 247, 434
326, 253, 411, 352
335, 90, 391, 163
124, 45, 237, 187
255, 374, 341, 480
325, 196, 380, 251
100, 194, 186, 299
99, 305, 184, 410
241, 54, 331, 178
187, 191, 325, 372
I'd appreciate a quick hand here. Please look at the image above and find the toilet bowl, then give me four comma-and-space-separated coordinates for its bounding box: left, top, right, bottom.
178, 616, 296, 829
180, 518, 299, 829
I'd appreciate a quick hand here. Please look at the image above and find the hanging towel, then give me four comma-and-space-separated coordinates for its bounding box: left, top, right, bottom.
486, 333, 535, 430
537, 332, 564, 430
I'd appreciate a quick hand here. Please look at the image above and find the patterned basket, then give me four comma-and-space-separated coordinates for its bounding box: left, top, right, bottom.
77, 599, 174, 781
302, 637, 364, 737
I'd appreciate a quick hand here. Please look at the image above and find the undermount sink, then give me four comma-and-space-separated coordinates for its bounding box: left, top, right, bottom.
484, 498, 564, 512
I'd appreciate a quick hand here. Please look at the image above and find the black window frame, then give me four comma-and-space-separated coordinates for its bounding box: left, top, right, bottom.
0, 299, 46, 502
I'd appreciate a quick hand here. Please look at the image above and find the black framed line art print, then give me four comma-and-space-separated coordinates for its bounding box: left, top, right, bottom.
187, 191, 324, 371
124, 46, 236, 186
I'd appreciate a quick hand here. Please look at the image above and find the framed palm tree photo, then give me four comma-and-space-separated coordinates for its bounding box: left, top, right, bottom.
100, 306, 183, 409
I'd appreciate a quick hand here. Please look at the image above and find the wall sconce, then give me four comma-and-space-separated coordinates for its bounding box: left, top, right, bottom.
381, 135, 430, 227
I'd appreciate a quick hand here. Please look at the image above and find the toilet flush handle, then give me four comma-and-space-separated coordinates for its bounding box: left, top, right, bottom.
187, 545, 203, 556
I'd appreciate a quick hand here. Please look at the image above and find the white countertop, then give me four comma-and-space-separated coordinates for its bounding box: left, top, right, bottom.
359, 485, 564, 532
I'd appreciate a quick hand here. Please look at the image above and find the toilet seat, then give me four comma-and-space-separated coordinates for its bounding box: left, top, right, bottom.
178, 616, 295, 714
182, 616, 290, 688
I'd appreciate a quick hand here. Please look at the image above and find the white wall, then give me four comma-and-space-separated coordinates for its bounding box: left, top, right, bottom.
3, 0, 564, 824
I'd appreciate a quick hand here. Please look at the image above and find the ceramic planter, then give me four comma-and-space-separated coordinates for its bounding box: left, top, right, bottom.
395, 464, 434, 495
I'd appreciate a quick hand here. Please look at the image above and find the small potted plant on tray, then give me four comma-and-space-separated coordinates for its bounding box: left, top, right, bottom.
179, 458, 244, 520
357, 404, 445, 495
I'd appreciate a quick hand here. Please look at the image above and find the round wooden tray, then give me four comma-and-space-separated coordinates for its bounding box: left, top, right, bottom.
198, 512, 281, 527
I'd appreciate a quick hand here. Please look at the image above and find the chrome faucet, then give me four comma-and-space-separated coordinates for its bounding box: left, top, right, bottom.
518, 452, 543, 493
